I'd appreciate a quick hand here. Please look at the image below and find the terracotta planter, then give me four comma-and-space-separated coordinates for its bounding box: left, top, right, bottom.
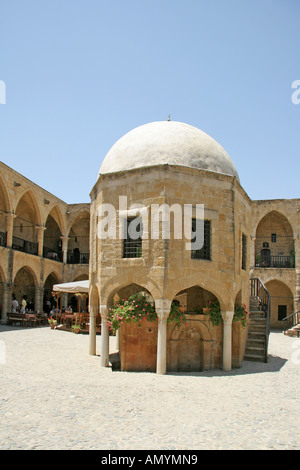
50, 324, 55, 329
202, 308, 211, 314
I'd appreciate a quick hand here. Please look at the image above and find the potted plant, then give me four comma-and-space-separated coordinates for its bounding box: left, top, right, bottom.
106, 292, 186, 334
234, 304, 248, 327
48, 317, 57, 329
204, 300, 222, 326
72, 321, 81, 334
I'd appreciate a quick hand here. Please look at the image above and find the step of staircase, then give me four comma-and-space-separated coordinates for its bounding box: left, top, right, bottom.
245, 297, 267, 362
285, 325, 300, 337
244, 350, 266, 362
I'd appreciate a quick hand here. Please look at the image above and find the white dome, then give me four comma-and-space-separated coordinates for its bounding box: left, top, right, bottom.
99, 121, 239, 181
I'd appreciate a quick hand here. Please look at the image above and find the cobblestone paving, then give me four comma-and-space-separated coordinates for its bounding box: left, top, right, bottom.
0, 325, 299, 450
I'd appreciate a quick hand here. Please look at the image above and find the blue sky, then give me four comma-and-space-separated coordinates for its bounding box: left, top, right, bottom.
0, 0, 299, 203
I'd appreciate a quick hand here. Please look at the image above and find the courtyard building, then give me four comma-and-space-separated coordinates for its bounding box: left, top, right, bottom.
1, 120, 299, 374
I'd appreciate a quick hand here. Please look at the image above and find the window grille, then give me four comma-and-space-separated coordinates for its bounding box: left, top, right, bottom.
123, 217, 143, 258
191, 219, 211, 260
242, 233, 247, 270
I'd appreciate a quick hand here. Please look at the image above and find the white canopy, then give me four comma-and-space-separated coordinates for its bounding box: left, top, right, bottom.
53, 280, 89, 294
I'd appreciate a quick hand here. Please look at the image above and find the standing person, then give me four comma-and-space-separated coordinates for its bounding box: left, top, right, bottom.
21, 297, 27, 313
12, 296, 19, 313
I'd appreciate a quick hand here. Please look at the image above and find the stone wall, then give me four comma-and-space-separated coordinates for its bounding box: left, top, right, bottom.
119, 316, 248, 372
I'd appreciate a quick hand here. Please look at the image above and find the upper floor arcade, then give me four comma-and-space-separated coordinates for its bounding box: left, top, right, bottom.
0, 162, 90, 265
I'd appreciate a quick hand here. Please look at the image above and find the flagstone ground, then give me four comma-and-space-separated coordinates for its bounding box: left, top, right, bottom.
0, 325, 299, 450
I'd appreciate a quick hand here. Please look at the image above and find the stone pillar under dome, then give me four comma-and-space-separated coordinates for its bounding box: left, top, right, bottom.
89, 307, 97, 356
222, 311, 234, 372
99, 304, 109, 367
155, 298, 171, 375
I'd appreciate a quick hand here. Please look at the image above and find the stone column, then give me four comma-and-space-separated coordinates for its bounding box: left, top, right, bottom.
89, 306, 97, 356
60, 236, 69, 264
155, 298, 171, 375
99, 304, 109, 367
294, 237, 300, 311
35, 226, 46, 257
2, 283, 12, 324
222, 311, 234, 372
34, 286, 44, 313
5, 213, 15, 248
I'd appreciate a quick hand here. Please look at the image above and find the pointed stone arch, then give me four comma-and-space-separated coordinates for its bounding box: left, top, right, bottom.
43, 206, 64, 259
100, 272, 162, 306
265, 279, 294, 328
14, 189, 43, 226
164, 275, 229, 311
13, 190, 43, 251
66, 209, 90, 264
0, 171, 12, 214
45, 205, 66, 236
43, 271, 62, 311
13, 266, 38, 307
255, 211, 294, 268
254, 210, 294, 237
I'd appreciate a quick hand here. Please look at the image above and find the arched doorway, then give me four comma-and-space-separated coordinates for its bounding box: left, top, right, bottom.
44, 272, 61, 313
265, 280, 294, 328
168, 285, 219, 372
13, 267, 37, 311
67, 211, 90, 264
44, 208, 63, 261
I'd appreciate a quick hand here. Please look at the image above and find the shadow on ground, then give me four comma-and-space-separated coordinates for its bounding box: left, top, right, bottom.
109, 353, 287, 377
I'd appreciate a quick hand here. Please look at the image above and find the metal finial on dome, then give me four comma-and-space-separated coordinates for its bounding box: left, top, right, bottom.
168, 115, 171, 121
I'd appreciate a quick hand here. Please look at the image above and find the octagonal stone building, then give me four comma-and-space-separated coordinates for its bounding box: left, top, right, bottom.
89, 120, 252, 374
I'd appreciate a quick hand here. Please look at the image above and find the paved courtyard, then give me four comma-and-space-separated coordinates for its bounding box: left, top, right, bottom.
0, 324, 299, 450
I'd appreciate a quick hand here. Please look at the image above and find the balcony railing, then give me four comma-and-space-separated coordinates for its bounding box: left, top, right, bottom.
12, 236, 38, 256
0, 231, 7, 247
43, 246, 63, 262
67, 252, 89, 264
256, 255, 294, 268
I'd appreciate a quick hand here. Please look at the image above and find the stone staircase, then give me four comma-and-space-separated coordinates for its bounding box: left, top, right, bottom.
285, 324, 300, 337
244, 296, 267, 362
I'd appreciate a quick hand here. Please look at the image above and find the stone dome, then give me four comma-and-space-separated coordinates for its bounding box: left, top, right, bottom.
99, 121, 239, 181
